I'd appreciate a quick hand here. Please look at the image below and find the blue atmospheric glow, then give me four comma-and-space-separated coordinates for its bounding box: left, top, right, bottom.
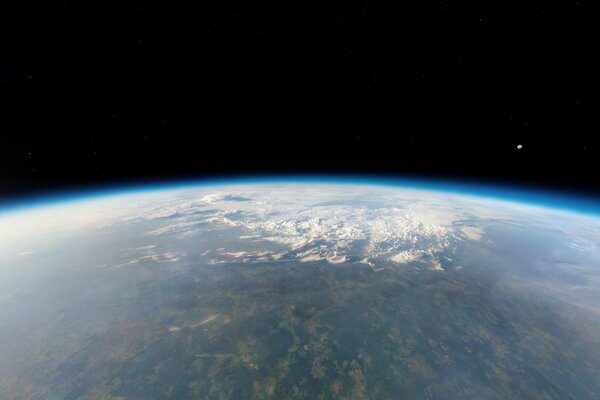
0, 174, 599, 218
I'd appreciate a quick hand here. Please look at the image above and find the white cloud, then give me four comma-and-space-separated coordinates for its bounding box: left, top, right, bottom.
113, 249, 185, 268
126, 185, 488, 268
461, 226, 484, 240
218, 250, 287, 263
7, 183, 581, 272
390, 250, 424, 264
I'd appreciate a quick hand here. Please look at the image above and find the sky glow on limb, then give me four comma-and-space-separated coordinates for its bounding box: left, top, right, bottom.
1, 180, 599, 252
1, 175, 600, 218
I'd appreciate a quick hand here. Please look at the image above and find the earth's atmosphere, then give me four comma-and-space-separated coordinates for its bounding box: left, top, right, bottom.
1, 182, 600, 399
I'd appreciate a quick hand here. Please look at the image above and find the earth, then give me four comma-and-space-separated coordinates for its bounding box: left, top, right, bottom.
1, 181, 600, 399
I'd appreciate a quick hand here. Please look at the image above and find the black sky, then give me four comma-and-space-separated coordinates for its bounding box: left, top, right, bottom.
1, 1, 599, 200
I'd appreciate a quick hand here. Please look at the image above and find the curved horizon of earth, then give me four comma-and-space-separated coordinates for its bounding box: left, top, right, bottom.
1, 181, 600, 399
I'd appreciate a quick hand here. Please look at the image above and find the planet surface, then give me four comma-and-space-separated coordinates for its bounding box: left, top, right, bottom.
1, 181, 600, 399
